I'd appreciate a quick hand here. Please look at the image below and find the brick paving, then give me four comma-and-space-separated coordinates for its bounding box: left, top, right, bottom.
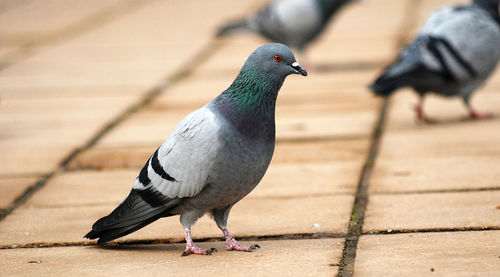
1, 0, 499, 276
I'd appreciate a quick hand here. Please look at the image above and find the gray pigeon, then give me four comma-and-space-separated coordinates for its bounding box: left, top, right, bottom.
370, 0, 500, 123
216, 0, 357, 54
85, 43, 307, 256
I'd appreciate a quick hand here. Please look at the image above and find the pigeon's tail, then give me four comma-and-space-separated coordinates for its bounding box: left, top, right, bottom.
216, 19, 248, 37
369, 71, 408, 96
370, 35, 432, 97
369, 53, 427, 97
84, 190, 171, 245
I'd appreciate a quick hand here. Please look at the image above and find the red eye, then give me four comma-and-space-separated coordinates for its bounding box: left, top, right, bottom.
274, 55, 282, 62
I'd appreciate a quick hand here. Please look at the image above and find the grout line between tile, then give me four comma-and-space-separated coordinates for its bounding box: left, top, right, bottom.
364, 226, 500, 236
337, 0, 423, 276
337, 98, 390, 277
370, 187, 500, 195
1, 232, 349, 250
3, 226, 498, 250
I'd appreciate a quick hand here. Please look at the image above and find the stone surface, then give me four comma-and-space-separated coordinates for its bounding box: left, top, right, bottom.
371, 156, 500, 193
370, 91, 500, 193
0, 0, 127, 42
4, 0, 498, 276
355, 231, 500, 277
0, 176, 39, 209
364, 191, 500, 232
0, 239, 344, 277
0, 195, 352, 246
0, 95, 136, 175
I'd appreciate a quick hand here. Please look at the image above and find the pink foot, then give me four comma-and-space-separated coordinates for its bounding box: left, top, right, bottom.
225, 238, 260, 252
222, 228, 259, 252
182, 228, 216, 256
182, 245, 217, 256
468, 110, 495, 120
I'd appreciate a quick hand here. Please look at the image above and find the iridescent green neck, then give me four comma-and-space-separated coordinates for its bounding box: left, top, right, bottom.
220, 66, 282, 114
211, 66, 283, 139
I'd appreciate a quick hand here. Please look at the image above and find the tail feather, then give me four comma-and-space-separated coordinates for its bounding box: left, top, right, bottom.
369, 71, 407, 96
370, 35, 433, 96
84, 190, 172, 245
216, 19, 248, 37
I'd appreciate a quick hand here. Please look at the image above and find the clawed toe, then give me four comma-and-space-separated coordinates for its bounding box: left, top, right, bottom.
226, 240, 260, 252
247, 244, 260, 252
182, 246, 217, 256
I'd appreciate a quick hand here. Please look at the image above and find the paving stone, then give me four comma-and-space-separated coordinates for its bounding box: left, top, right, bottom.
251, 161, 360, 197
65, 147, 153, 171
273, 139, 368, 164
0, 86, 143, 101
355, 231, 500, 277
0, 146, 71, 176
25, 170, 138, 208
0, 0, 128, 43
364, 191, 500, 232
0, 46, 18, 61
370, 92, 500, 193
371, 156, 500, 193
0, 95, 136, 175
0, 96, 137, 138
0, 238, 343, 276
0, 0, 264, 89
0, 195, 352, 246
310, 37, 396, 67
0, 176, 39, 209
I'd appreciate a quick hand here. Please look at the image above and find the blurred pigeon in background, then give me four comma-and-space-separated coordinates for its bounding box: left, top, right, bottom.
84, 43, 307, 256
216, 0, 357, 65
370, 0, 500, 123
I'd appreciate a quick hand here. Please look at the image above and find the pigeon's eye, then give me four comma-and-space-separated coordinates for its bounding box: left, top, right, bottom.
274, 55, 282, 62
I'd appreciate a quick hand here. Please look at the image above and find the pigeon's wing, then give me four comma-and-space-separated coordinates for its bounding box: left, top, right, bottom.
419, 6, 458, 34
418, 6, 500, 83
132, 106, 222, 205
371, 5, 500, 95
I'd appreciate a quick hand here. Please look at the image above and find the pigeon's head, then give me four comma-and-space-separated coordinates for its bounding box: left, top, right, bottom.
244, 43, 307, 80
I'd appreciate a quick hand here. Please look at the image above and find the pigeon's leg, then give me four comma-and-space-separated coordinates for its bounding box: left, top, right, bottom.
212, 206, 260, 252
463, 96, 494, 120
180, 212, 216, 256
414, 94, 436, 124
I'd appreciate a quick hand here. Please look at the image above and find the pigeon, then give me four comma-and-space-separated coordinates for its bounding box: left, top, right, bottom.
370, 0, 500, 123
84, 43, 307, 256
216, 0, 357, 55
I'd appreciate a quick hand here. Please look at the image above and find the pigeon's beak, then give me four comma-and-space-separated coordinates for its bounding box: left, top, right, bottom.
291, 62, 307, 76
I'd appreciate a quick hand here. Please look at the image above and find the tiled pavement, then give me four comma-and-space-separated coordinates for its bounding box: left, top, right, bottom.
1, 0, 499, 276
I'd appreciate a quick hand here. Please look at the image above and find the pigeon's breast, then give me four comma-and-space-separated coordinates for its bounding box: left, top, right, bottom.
212, 122, 275, 193
186, 113, 275, 209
